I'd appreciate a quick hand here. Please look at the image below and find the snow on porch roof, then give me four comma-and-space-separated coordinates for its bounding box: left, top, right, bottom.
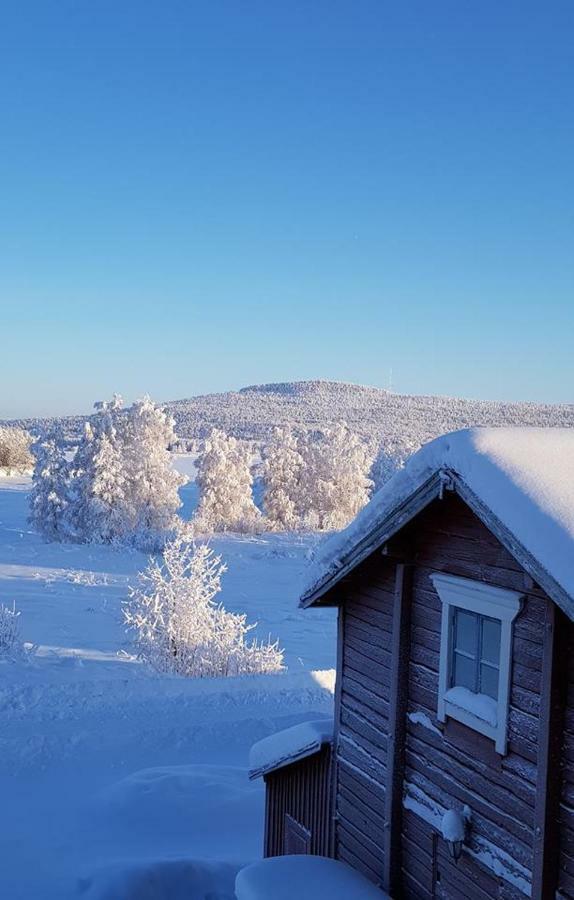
301, 427, 574, 617
249, 718, 333, 780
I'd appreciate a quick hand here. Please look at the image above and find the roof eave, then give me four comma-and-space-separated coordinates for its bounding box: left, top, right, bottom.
300, 466, 574, 620
300, 470, 446, 609
248, 737, 332, 780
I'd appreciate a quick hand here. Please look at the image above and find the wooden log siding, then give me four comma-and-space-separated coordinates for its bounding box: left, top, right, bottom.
335, 558, 397, 888
263, 744, 333, 858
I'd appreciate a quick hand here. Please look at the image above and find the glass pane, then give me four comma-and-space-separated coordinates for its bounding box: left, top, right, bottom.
481, 618, 501, 665
454, 610, 477, 655
453, 652, 476, 691
480, 663, 499, 699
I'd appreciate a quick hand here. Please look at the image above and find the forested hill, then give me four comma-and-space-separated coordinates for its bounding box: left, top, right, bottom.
4, 380, 574, 450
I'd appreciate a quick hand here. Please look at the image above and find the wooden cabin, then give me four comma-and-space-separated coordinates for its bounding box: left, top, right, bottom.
250, 428, 574, 899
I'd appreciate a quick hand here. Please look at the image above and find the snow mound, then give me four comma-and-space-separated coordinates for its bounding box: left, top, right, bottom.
235, 855, 388, 899
303, 427, 574, 610
96, 765, 258, 831
78, 858, 238, 900
249, 718, 333, 778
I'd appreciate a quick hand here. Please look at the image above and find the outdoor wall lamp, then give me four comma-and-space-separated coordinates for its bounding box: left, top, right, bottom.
441, 806, 471, 863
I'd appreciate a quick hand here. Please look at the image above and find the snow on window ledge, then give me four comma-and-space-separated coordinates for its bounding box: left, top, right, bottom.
444, 686, 498, 728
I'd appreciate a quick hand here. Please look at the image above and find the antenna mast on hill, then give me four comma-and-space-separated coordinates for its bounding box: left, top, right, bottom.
388, 367, 393, 393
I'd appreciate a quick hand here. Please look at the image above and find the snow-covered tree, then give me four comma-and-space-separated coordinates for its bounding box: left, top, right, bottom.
29, 394, 186, 550
194, 429, 260, 534
0, 426, 33, 472
298, 423, 373, 530
29, 434, 72, 540
123, 535, 284, 678
370, 437, 419, 490
122, 396, 186, 549
68, 396, 129, 543
261, 425, 304, 530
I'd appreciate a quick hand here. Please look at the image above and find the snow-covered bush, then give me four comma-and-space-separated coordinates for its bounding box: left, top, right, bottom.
0, 426, 33, 473
261, 426, 305, 531
29, 395, 186, 550
123, 535, 284, 678
193, 429, 261, 534
297, 423, 373, 530
0, 602, 25, 660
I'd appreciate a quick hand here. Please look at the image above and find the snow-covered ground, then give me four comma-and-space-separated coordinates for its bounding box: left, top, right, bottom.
0, 462, 336, 899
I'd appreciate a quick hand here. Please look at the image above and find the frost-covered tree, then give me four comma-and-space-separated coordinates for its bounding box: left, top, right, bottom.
194, 429, 260, 534
122, 396, 186, 549
261, 425, 304, 530
298, 423, 373, 530
123, 535, 284, 678
69, 396, 129, 543
0, 602, 26, 660
29, 395, 186, 550
0, 426, 33, 472
370, 437, 420, 490
29, 434, 72, 540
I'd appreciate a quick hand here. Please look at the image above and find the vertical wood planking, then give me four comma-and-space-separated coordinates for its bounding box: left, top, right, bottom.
531, 601, 569, 898
383, 560, 413, 895
263, 745, 333, 858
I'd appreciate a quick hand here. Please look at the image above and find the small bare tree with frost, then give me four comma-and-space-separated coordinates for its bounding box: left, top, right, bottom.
0, 603, 26, 660
0, 426, 33, 473
123, 535, 284, 678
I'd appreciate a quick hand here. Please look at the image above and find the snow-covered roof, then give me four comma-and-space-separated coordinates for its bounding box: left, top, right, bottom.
249, 718, 333, 780
301, 427, 574, 617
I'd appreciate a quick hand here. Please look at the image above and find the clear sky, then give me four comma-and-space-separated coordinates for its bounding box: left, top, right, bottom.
1, 1, 573, 417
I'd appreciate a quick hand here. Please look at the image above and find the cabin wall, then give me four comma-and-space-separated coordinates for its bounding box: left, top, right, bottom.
335, 554, 397, 883
332, 494, 552, 898
401, 496, 541, 899
264, 745, 332, 858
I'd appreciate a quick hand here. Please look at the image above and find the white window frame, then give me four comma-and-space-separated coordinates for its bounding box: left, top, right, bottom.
431, 573, 522, 755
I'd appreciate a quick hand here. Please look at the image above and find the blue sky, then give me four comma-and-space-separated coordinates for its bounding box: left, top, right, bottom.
1, 1, 572, 417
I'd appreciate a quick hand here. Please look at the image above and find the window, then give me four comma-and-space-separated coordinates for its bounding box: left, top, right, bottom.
431, 573, 522, 754
451, 609, 501, 699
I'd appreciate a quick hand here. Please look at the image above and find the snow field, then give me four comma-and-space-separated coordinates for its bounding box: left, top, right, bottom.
0, 469, 336, 899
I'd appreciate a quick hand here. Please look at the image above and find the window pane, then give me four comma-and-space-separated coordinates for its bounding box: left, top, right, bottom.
454, 610, 477, 654
453, 652, 476, 691
481, 618, 501, 665
480, 663, 499, 699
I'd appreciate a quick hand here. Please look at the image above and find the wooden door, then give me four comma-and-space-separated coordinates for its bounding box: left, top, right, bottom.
284, 814, 312, 855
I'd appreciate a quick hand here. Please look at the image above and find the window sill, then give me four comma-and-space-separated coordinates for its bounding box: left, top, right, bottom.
444, 687, 497, 727
443, 687, 500, 747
